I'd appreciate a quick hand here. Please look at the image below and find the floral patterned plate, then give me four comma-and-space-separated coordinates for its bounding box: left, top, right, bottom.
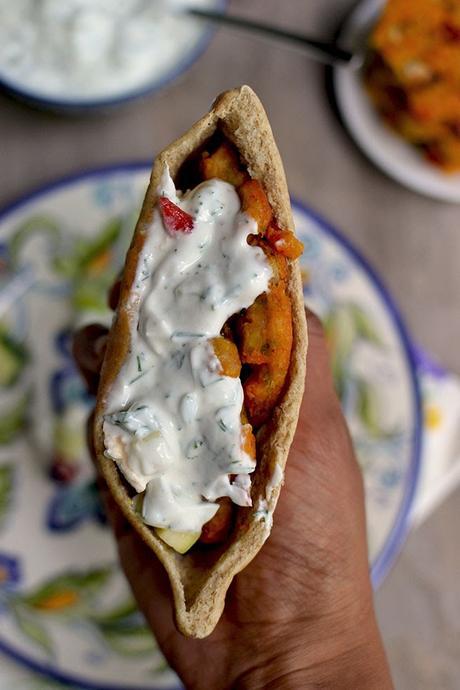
0, 165, 421, 689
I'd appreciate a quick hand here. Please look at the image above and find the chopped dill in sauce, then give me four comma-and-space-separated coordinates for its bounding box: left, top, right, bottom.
103, 170, 272, 533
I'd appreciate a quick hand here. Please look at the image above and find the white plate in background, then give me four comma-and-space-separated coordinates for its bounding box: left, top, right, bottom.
334, 0, 460, 202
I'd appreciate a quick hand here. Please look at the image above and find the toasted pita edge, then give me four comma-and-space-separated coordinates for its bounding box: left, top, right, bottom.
94, 86, 307, 638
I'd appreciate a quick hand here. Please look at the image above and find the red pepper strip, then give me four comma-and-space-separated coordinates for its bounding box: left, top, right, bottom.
159, 197, 194, 235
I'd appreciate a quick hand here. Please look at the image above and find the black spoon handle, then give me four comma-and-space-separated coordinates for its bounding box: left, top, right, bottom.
188, 7, 356, 66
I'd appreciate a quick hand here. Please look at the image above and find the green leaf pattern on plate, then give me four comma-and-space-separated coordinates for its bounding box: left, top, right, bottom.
0, 464, 14, 531
324, 302, 386, 437
11, 605, 53, 656
89, 599, 167, 667
356, 378, 381, 437
0, 395, 29, 445
0, 325, 29, 389
7, 209, 134, 317
0, 321, 30, 446
4, 566, 161, 664
53, 216, 125, 313
8, 216, 61, 269
20, 567, 111, 613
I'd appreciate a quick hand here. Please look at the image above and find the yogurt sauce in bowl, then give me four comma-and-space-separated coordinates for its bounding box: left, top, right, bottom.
0, 0, 224, 108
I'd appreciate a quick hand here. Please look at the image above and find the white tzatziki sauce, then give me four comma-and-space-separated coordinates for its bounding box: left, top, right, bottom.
0, 0, 218, 102
103, 167, 272, 533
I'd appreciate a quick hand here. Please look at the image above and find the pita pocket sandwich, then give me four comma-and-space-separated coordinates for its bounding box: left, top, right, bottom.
94, 85, 307, 638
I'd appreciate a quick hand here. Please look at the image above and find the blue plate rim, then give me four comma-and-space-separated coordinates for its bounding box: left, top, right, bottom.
0, 162, 422, 689
292, 198, 422, 588
0, 0, 227, 111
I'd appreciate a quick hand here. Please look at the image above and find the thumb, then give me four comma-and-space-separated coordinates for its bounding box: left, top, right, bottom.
303, 307, 339, 417
294, 308, 360, 485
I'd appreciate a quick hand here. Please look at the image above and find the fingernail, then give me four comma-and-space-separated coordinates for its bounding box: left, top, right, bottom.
94, 334, 108, 360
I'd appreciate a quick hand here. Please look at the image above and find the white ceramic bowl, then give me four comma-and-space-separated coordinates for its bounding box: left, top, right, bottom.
0, 0, 227, 112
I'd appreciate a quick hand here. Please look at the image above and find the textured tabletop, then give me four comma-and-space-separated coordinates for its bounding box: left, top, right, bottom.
0, 1, 459, 687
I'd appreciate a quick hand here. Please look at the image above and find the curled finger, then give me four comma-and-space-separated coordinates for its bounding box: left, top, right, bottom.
73, 324, 108, 395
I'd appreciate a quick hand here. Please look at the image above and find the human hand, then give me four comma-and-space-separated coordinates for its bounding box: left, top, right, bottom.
73, 308, 393, 690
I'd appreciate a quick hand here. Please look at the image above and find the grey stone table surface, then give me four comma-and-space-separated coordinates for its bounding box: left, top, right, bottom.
1, 1, 459, 687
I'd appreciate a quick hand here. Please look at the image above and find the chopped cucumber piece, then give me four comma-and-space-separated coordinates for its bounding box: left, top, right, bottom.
132, 494, 144, 516
155, 527, 200, 554
0, 332, 27, 387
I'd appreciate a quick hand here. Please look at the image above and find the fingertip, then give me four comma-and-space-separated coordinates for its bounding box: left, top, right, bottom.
305, 307, 325, 341
73, 324, 108, 395
304, 307, 331, 370
108, 279, 122, 311
302, 306, 339, 414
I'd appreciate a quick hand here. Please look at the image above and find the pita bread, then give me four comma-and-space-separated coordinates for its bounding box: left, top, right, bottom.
94, 86, 307, 638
